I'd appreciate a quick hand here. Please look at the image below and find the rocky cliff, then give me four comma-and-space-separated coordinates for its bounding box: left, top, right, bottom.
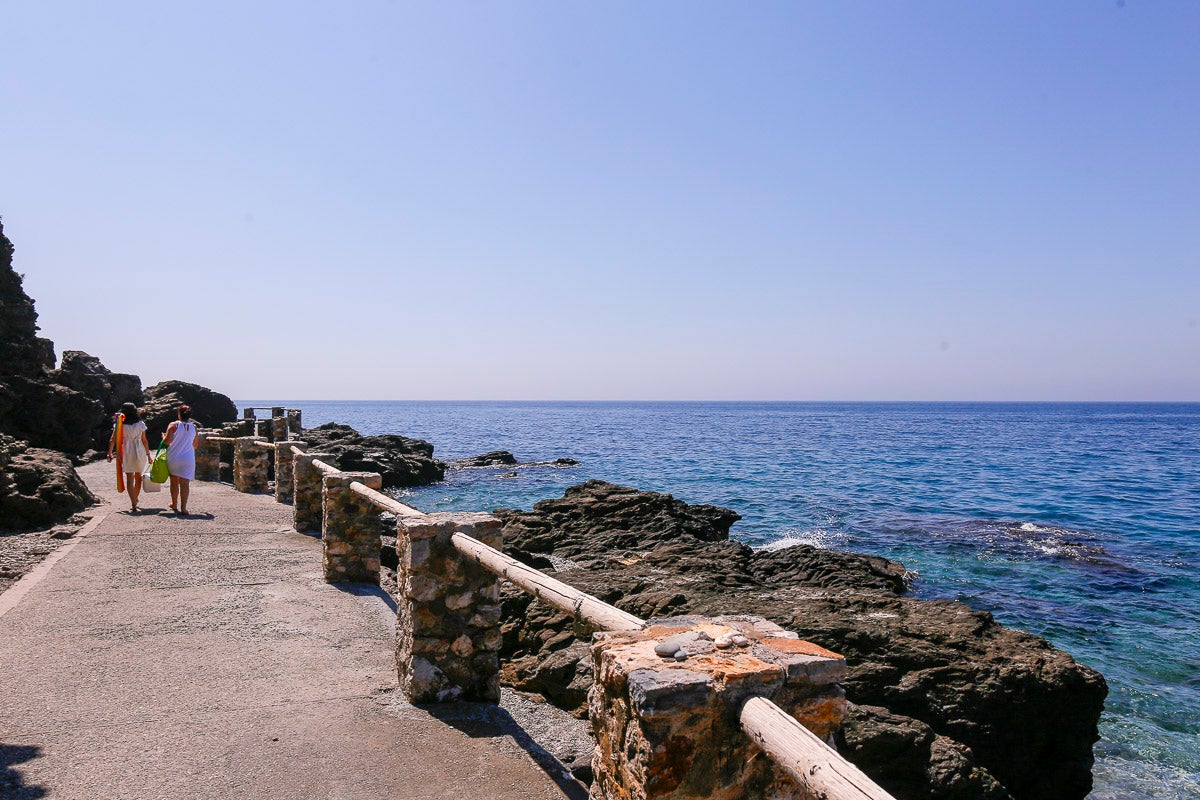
492, 480, 1107, 800
0, 218, 235, 529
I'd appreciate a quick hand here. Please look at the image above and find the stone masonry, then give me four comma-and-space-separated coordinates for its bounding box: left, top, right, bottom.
396, 513, 504, 704
589, 615, 847, 800
273, 440, 305, 504
233, 436, 269, 493
321, 471, 384, 584
195, 433, 220, 481
292, 451, 336, 532
271, 416, 288, 443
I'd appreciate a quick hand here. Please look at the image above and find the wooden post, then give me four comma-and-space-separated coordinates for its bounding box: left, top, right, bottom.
396, 513, 504, 704
273, 441, 306, 504
233, 437, 269, 493
321, 472, 384, 584
589, 615, 849, 800
195, 433, 220, 482
293, 451, 337, 532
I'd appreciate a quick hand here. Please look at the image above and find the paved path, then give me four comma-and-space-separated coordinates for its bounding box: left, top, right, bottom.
0, 462, 580, 799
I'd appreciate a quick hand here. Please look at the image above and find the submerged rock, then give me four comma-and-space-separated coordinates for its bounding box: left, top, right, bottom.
302, 423, 445, 487
493, 480, 1106, 800
453, 450, 519, 468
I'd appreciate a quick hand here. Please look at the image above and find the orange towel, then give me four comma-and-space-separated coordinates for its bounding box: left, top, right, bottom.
114, 413, 125, 493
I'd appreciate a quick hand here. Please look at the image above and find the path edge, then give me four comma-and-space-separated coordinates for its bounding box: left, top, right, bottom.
0, 505, 111, 619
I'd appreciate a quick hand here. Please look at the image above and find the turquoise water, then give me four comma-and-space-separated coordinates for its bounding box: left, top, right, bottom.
244, 401, 1200, 799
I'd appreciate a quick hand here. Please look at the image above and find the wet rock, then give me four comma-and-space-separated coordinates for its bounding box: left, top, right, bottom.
0, 434, 96, 531
302, 423, 445, 488
453, 450, 518, 468
494, 480, 1106, 800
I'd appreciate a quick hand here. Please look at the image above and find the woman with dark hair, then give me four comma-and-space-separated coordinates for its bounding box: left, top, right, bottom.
164, 404, 199, 515
107, 402, 152, 513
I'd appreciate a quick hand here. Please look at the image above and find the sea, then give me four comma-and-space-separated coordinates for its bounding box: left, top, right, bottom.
242, 400, 1199, 799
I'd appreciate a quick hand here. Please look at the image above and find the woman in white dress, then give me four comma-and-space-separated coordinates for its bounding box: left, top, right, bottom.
107, 402, 152, 513
164, 404, 199, 515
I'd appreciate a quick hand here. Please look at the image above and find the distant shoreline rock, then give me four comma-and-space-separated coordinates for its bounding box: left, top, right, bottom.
450, 450, 581, 470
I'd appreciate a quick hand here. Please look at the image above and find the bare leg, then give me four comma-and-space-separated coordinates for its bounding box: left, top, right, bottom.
179, 479, 190, 515
129, 472, 142, 511
169, 476, 180, 511
126, 474, 137, 511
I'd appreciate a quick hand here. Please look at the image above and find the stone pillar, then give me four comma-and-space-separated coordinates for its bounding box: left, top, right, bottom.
588, 615, 847, 800
233, 436, 270, 493
221, 419, 254, 438
396, 513, 504, 704
271, 416, 288, 443
273, 440, 306, 504
293, 452, 337, 532
286, 408, 303, 436
243, 408, 255, 420
195, 433, 221, 482
255, 418, 273, 442
321, 472, 384, 583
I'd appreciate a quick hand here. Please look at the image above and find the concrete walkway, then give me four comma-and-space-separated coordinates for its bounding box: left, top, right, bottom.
0, 462, 580, 799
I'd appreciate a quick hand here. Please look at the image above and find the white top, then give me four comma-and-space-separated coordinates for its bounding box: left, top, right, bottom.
166, 421, 197, 480
120, 421, 149, 472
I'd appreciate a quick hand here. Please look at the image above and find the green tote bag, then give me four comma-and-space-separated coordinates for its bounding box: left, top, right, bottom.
149, 441, 170, 483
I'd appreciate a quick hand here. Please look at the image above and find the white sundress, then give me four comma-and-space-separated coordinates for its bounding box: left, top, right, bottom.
120, 420, 150, 473
166, 421, 197, 480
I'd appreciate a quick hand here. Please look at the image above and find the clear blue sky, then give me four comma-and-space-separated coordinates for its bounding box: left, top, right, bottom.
2, 2, 1197, 400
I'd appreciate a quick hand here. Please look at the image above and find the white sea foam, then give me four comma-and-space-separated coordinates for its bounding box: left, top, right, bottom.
755, 527, 837, 552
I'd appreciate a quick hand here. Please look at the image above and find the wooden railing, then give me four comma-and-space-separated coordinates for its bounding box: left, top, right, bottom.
198, 424, 897, 800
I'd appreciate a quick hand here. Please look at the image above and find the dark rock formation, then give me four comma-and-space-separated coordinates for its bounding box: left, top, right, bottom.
0, 219, 53, 379
452, 450, 519, 468
48, 350, 143, 449
140, 380, 238, 443
51, 350, 143, 415
840, 705, 1011, 800
0, 434, 95, 531
0, 376, 103, 454
0, 219, 101, 454
302, 423, 445, 487
492, 480, 1106, 800
451, 452, 580, 469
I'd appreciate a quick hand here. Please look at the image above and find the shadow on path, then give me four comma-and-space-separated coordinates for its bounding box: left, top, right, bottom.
0, 744, 46, 800
426, 703, 589, 800
332, 581, 399, 613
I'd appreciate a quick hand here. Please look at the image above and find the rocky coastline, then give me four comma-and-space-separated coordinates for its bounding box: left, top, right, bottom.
487, 480, 1106, 800
1, 216, 1106, 800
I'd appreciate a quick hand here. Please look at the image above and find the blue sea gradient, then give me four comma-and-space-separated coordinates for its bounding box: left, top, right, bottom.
241, 401, 1200, 799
